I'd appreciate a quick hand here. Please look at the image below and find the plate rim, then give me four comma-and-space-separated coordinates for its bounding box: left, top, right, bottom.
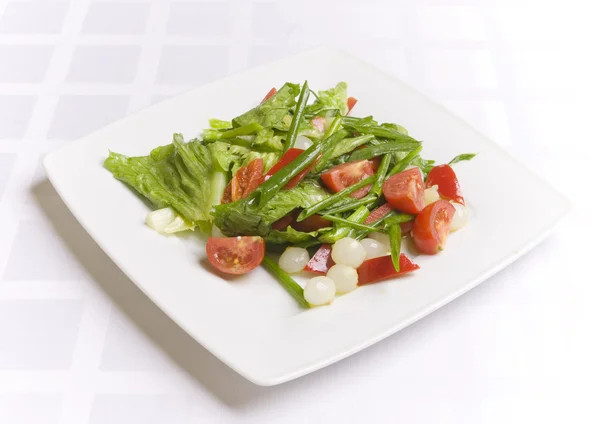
43, 46, 571, 386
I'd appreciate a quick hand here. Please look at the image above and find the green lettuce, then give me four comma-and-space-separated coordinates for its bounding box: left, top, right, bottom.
104, 134, 213, 223
232, 83, 300, 131
306, 82, 348, 116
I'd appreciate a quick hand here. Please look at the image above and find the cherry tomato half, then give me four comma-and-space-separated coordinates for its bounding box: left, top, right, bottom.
231, 158, 263, 202
304, 244, 335, 274
357, 254, 419, 285
412, 199, 456, 255
426, 164, 465, 205
206, 236, 265, 275
261, 87, 277, 104
383, 167, 425, 214
264, 148, 315, 189
320, 159, 375, 199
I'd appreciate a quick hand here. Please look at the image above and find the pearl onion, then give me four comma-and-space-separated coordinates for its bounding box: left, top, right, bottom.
360, 238, 388, 259
331, 237, 366, 268
278, 247, 310, 274
424, 185, 440, 206
450, 202, 469, 232
367, 232, 391, 252
304, 276, 336, 306
327, 264, 358, 294
294, 135, 313, 150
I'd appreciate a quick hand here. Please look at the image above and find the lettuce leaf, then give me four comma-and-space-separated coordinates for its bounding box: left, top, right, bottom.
104, 134, 213, 223
232, 83, 300, 131
306, 82, 348, 116
211, 180, 330, 236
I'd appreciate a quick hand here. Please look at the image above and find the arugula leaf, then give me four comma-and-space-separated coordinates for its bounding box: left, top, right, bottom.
232, 82, 300, 130
212, 180, 330, 236
410, 155, 436, 175
448, 153, 477, 165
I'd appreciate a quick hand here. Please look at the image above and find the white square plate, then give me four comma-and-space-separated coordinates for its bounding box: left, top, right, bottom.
44, 47, 569, 386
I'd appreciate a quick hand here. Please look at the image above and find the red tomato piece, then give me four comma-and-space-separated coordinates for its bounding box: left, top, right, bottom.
357, 254, 419, 285
320, 159, 375, 199
264, 148, 315, 189
292, 214, 332, 232
231, 158, 264, 201
412, 199, 456, 255
206, 236, 265, 275
347, 97, 358, 114
221, 181, 232, 204
400, 220, 414, 235
365, 203, 393, 224
426, 164, 465, 205
304, 244, 335, 274
271, 214, 295, 231
310, 116, 326, 132
261, 87, 277, 104
382, 167, 425, 214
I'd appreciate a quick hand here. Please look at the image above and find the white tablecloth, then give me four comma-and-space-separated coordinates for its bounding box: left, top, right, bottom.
1, 1, 598, 423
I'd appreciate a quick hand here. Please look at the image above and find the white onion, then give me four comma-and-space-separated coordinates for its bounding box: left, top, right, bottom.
424, 185, 440, 206
367, 232, 391, 252
146, 207, 192, 234
278, 247, 310, 273
294, 135, 313, 150
331, 237, 366, 268
450, 202, 469, 232
327, 264, 358, 294
360, 238, 388, 259
304, 276, 336, 306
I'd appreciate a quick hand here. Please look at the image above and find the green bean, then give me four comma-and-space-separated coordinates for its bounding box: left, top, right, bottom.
352, 210, 395, 240
388, 145, 423, 176
387, 223, 402, 272
319, 206, 370, 244
383, 213, 414, 226
254, 129, 348, 206
344, 122, 418, 142
297, 176, 375, 221
283, 81, 310, 153
204, 122, 262, 140
262, 256, 309, 308
320, 214, 380, 232
324, 114, 343, 138
369, 154, 391, 196
314, 134, 375, 173
349, 141, 421, 162
321, 194, 377, 215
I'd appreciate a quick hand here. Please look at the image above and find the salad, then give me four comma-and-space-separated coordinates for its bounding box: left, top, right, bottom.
105, 81, 475, 308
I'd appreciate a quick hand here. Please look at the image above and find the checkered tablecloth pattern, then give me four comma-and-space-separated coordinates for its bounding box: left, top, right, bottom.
0, 1, 597, 423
